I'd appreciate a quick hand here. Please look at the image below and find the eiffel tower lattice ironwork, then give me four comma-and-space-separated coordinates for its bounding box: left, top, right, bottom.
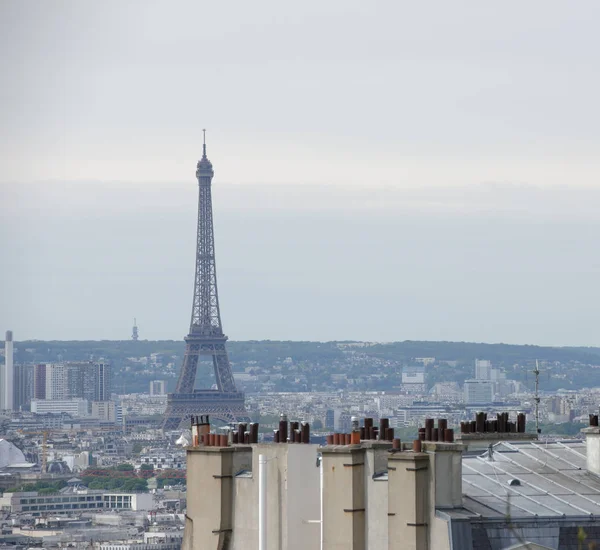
163, 132, 248, 430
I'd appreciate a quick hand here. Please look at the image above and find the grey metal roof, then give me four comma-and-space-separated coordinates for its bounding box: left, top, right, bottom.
462, 440, 600, 519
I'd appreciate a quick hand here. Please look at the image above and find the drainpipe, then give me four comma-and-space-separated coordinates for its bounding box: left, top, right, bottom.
259, 454, 267, 550
320, 455, 324, 550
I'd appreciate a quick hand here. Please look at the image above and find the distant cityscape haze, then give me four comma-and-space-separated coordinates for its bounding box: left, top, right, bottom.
0, 1, 599, 345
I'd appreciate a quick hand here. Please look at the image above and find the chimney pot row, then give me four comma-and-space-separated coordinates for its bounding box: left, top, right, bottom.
272, 414, 311, 443
191, 421, 262, 447
421, 418, 453, 442
459, 412, 527, 434
324, 417, 398, 446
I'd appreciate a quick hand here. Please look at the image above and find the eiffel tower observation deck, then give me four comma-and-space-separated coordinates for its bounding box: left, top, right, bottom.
163, 132, 248, 430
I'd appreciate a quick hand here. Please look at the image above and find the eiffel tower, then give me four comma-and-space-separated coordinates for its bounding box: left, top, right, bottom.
163, 132, 248, 430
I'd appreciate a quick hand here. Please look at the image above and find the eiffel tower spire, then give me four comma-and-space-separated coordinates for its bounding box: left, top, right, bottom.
163, 134, 248, 430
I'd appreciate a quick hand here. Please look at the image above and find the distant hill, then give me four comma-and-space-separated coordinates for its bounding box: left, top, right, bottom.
11, 339, 600, 367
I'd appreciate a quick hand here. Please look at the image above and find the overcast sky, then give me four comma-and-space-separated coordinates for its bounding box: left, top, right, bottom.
1, 2, 599, 346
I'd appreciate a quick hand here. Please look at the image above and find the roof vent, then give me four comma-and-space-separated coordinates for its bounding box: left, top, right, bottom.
508, 479, 521, 486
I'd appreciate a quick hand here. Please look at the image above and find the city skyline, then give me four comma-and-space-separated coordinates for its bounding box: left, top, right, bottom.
2, 4, 600, 549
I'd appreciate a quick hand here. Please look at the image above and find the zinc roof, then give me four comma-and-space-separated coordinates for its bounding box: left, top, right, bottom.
462, 440, 600, 518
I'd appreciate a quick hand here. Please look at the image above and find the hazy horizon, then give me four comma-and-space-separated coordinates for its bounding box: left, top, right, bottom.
1, 2, 599, 346
1, 180, 598, 347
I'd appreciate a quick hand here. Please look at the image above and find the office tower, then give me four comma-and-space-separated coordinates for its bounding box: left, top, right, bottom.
149, 380, 166, 396
14, 363, 33, 411
163, 133, 247, 429
33, 364, 48, 400
45, 364, 67, 400
33, 361, 111, 404
64, 362, 96, 403
94, 361, 111, 401
475, 359, 492, 380
33, 363, 69, 401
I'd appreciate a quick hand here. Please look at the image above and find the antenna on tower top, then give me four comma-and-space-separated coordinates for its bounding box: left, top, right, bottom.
202, 129, 207, 157
533, 359, 541, 435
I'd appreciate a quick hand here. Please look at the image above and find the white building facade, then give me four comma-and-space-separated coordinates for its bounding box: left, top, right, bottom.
463, 379, 494, 404
30, 398, 89, 417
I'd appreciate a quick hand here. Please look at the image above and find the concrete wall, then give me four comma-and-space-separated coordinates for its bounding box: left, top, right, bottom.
184, 444, 319, 550
183, 446, 252, 550
231, 444, 320, 550
423, 442, 462, 550
364, 442, 391, 550
387, 451, 429, 550
286, 444, 321, 550
386, 443, 461, 550
322, 446, 366, 550
230, 460, 256, 549
422, 442, 462, 509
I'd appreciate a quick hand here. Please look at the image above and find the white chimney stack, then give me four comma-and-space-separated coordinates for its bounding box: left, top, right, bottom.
4, 331, 13, 411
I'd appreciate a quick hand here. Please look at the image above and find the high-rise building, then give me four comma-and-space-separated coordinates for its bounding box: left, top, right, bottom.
325, 409, 335, 430
94, 361, 111, 401
45, 363, 67, 400
33, 364, 47, 400
149, 380, 166, 396
1, 331, 14, 410
32, 361, 111, 405
14, 363, 33, 411
65, 362, 96, 404
132, 318, 139, 341
475, 359, 492, 380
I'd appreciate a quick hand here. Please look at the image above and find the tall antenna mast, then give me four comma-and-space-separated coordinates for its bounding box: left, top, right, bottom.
533, 359, 541, 435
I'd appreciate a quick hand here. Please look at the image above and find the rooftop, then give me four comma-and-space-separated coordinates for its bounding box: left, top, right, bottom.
462, 439, 600, 518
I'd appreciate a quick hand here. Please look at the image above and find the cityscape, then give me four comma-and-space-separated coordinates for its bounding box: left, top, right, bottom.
2, 2, 600, 550
1, 135, 599, 548
2, 335, 600, 549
